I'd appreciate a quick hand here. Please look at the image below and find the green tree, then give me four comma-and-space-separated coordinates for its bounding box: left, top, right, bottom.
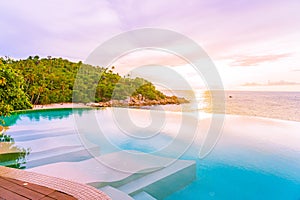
0, 61, 32, 118
3, 56, 178, 106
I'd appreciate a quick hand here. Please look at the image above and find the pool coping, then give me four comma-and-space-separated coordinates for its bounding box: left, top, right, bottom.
0, 166, 111, 200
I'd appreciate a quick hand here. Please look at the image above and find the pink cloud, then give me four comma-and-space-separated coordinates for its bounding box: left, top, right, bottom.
229, 53, 291, 66
242, 80, 300, 87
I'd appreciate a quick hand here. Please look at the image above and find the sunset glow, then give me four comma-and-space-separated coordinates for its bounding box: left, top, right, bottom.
0, 0, 299, 90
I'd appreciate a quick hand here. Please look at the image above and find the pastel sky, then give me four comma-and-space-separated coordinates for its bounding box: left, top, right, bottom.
0, 0, 300, 91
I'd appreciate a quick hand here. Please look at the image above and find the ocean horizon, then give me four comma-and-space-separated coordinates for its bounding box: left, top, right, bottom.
154, 90, 300, 122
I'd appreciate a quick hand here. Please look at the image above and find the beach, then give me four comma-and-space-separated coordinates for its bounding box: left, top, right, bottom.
33, 103, 89, 110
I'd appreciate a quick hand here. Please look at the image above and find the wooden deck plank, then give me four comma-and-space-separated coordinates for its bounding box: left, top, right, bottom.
0, 177, 78, 200
47, 191, 77, 200
0, 166, 111, 200
39, 197, 55, 200
0, 186, 29, 200
0, 177, 45, 199
3, 177, 55, 196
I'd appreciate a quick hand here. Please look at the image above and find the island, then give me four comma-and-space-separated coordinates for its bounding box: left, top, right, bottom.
0, 56, 189, 117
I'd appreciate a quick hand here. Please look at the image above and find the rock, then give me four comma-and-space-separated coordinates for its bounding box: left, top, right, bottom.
86, 102, 100, 107
87, 95, 190, 108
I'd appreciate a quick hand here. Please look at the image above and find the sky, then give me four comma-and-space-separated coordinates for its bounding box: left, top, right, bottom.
0, 0, 300, 91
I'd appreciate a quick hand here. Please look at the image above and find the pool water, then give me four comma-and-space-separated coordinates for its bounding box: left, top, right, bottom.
166, 160, 300, 200
1, 108, 300, 200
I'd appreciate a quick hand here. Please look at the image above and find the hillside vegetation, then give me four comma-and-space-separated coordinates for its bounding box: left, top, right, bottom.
0, 56, 185, 116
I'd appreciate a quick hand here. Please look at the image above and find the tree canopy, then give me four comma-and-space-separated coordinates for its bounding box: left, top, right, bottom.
0, 59, 32, 117
0, 56, 168, 116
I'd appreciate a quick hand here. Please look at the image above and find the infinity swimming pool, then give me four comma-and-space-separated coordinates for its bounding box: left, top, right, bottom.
1, 108, 300, 199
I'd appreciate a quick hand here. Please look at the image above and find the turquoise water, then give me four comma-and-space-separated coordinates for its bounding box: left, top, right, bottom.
167, 160, 300, 199
1, 108, 300, 199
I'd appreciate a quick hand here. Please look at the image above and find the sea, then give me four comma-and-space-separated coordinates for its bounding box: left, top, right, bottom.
152, 90, 300, 122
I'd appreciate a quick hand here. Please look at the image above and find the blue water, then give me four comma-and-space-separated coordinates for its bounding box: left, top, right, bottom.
1, 91, 300, 199
166, 160, 300, 200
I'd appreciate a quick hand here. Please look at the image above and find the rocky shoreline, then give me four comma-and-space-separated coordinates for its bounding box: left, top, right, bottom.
87, 95, 189, 107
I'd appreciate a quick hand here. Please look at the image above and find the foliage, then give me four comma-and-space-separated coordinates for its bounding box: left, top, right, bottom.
3, 56, 166, 106
0, 132, 30, 169
0, 60, 32, 117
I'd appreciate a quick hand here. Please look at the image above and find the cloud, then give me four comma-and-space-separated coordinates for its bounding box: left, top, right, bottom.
0, 0, 123, 60
1, 0, 300, 61
242, 80, 300, 87
229, 53, 291, 67
291, 69, 300, 72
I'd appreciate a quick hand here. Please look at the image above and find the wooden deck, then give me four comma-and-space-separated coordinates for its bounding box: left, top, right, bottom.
0, 166, 111, 200
0, 176, 76, 200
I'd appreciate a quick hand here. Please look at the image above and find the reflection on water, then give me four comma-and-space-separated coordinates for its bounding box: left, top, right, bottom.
0, 130, 30, 169
202, 90, 300, 122
0, 108, 93, 169
202, 90, 213, 113
0, 108, 91, 126
160, 90, 300, 122
0, 114, 20, 127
